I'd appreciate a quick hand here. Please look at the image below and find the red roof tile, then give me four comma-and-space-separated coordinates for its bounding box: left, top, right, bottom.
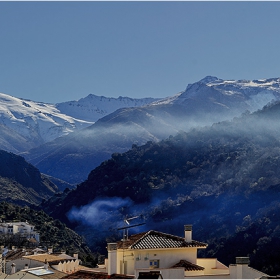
171, 259, 205, 271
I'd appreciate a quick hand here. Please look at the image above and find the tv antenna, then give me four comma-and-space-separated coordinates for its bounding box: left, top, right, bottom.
117, 215, 145, 241
117, 215, 145, 274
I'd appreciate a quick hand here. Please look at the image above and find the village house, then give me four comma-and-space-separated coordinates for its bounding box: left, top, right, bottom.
1, 247, 81, 278
1, 248, 136, 279
103, 224, 271, 279
0, 225, 272, 279
106, 225, 230, 279
0, 221, 40, 243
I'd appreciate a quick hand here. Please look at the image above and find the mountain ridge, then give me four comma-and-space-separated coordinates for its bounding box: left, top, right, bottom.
56, 93, 160, 122
24, 76, 280, 184
0, 92, 158, 153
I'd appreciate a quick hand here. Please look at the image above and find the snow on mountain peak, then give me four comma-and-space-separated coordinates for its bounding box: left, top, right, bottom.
2, 76, 280, 153
56, 94, 159, 122
152, 76, 280, 113
0, 92, 93, 145
0, 91, 159, 151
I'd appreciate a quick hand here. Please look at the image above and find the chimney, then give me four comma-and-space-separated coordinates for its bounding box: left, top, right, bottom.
184, 225, 192, 242
107, 243, 117, 276
11, 263, 16, 274
236, 257, 249, 265
48, 248, 53, 254
73, 253, 78, 259
24, 264, 29, 269
44, 259, 49, 270
236, 257, 250, 279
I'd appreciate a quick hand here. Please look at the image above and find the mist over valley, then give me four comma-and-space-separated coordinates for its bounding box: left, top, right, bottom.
20, 76, 280, 184
2, 76, 280, 274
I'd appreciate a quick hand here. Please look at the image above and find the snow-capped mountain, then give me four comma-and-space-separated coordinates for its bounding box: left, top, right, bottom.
0, 93, 159, 152
24, 76, 280, 184
0, 93, 93, 147
152, 76, 280, 114
56, 94, 160, 122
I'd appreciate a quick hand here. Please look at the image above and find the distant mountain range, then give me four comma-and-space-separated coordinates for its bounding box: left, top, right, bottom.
22, 76, 280, 184
2, 76, 280, 184
2, 76, 280, 274
56, 94, 159, 122
0, 92, 158, 153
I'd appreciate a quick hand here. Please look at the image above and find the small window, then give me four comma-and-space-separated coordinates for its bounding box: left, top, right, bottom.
149, 259, 159, 268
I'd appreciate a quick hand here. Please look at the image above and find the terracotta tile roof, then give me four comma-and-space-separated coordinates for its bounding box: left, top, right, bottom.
171, 259, 205, 271
117, 232, 147, 249
23, 253, 76, 263
118, 230, 207, 250
5, 249, 34, 261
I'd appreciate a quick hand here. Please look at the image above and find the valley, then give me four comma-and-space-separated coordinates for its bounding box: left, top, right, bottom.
1, 76, 280, 275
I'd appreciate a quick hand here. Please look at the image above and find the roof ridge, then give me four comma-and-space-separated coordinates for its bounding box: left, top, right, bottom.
148, 230, 185, 240
128, 230, 153, 249
119, 229, 207, 250
171, 259, 205, 271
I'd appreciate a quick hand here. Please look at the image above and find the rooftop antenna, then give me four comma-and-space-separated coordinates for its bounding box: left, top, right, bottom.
117, 215, 145, 241
117, 216, 145, 275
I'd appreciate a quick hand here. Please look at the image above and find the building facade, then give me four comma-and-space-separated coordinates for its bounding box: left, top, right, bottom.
106, 225, 230, 278
0, 222, 40, 242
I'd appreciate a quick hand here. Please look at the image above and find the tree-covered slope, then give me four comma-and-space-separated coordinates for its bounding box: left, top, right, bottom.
0, 150, 58, 205
41, 101, 280, 274
25, 76, 280, 184
0, 202, 96, 266
43, 102, 280, 215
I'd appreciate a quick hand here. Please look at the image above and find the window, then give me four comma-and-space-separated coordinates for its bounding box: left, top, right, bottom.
149, 259, 159, 268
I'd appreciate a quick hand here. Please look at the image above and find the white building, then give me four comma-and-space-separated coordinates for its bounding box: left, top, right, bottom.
0, 222, 40, 242
22, 252, 80, 274
2, 250, 80, 278
106, 225, 230, 279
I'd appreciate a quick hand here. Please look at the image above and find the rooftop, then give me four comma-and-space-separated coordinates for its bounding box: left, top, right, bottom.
117, 230, 207, 250
23, 253, 76, 263
171, 259, 205, 271
25, 267, 68, 279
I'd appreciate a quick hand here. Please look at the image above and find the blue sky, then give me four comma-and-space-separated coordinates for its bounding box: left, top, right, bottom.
0, 1, 280, 103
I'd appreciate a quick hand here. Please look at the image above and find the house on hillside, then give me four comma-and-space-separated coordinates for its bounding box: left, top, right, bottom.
22, 252, 80, 274
2, 249, 80, 278
0, 221, 40, 242
2, 249, 134, 279
106, 225, 230, 279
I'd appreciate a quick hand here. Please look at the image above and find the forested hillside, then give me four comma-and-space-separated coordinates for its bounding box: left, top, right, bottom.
41, 101, 280, 274
0, 202, 97, 267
